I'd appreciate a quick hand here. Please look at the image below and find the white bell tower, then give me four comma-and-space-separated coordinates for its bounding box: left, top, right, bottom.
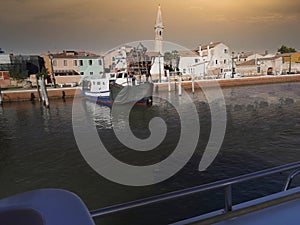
154, 4, 164, 54
151, 4, 165, 78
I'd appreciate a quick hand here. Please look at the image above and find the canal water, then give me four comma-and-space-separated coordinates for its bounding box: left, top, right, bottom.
1, 82, 300, 224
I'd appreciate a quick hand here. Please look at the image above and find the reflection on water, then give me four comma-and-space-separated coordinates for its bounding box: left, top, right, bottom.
83, 100, 112, 129
0, 83, 300, 225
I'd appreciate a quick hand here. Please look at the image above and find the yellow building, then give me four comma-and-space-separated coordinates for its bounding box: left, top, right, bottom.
40, 54, 53, 75
282, 52, 300, 63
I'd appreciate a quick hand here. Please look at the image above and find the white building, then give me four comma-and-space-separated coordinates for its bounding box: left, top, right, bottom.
104, 46, 133, 72
177, 50, 200, 75
235, 52, 263, 65
236, 56, 283, 76
197, 42, 232, 78
0, 49, 11, 65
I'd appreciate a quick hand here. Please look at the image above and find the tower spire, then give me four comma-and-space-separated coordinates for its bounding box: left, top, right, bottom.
155, 4, 163, 28
154, 4, 164, 54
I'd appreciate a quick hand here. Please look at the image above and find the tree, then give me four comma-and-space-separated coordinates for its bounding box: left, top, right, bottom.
278, 45, 297, 54
36, 67, 49, 79
8, 64, 28, 80
164, 50, 179, 70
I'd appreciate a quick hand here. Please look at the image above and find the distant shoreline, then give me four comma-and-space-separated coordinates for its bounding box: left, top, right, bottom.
1, 75, 300, 103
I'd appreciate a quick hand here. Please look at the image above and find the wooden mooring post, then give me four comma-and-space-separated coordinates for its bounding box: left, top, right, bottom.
36, 75, 42, 102
178, 73, 182, 96
167, 70, 171, 92
0, 86, 3, 106
192, 73, 195, 94
40, 76, 49, 108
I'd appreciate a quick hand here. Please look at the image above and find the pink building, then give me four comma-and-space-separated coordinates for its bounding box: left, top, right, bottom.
47, 51, 81, 86
0, 71, 10, 87
46, 50, 103, 86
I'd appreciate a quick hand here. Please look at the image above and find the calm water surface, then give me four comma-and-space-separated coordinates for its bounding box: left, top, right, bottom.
1, 82, 300, 224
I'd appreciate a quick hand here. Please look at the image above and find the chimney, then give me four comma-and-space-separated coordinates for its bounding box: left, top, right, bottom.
207, 45, 210, 59
199, 45, 202, 57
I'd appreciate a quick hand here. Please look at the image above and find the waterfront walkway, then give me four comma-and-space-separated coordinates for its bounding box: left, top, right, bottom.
1, 74, 300, 102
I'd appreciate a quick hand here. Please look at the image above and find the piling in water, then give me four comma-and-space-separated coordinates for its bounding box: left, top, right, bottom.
192, 74, 195, 93
179, 74, 182, 96
36, 76, 42, 102
30, 93, 35, 102
0, 86, 3, 106
40, 76, 49, 107
167, 70, 171, 92
62, 91, 66, 102
155, 85, 159, 94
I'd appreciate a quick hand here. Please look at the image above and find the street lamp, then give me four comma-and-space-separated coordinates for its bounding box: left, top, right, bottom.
49, 54, 57, 88
288, 54, 292, 74
257, 61, 261, 74
231, 52, 235, 78
158, 52, 162, 83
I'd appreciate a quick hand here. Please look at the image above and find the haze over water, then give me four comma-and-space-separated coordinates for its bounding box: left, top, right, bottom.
1, 82, 300, 224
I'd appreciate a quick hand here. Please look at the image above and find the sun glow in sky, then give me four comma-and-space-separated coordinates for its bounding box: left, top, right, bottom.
0, 0, 299, 54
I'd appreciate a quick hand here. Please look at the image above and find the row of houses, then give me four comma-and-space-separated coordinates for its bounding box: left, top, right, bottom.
41, 51, 104, 86
175, 42, 300, 79
104, 42, 300, 79
0, 49, 105, 87
1, 43, 300, 87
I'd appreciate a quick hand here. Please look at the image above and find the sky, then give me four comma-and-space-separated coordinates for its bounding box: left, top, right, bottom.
0, 0, 299, 54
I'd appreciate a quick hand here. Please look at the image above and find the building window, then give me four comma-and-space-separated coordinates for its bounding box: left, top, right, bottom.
195, 59, 199, 63
99, 59, 102, 65
52, 60, 57, 67
224, 49, 228, 54
183, 69, 186, 73
90, 72, 93, 75
89, 60, 93, 66
80, 72, 84, 75
224, 59, 227, 64
257, 67, 261, 73
215, 60, 218, 65
63, 60, 68, 66
79, 60, 83, 66
74, 60, 78, 66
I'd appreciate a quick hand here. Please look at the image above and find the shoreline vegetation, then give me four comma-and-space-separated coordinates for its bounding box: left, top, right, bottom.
1, 74, 300, 103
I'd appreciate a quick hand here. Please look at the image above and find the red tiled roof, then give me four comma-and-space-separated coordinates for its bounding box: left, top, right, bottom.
238, 59, 256, 66
50, 51, 101, 58
198, 42, 222, 50
177, 50, 199, 57
146, 52, 160, 57
238, 56, 282, 66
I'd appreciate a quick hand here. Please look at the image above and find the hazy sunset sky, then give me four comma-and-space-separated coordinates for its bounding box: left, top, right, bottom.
0, 0, 299, 54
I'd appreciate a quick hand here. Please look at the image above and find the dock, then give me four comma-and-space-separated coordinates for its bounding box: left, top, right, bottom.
154, 74, 300, 91
1, 74, 300, 103
0, 87, 81, 102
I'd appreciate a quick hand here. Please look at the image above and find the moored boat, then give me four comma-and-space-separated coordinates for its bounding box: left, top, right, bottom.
81, 71, 153, 107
